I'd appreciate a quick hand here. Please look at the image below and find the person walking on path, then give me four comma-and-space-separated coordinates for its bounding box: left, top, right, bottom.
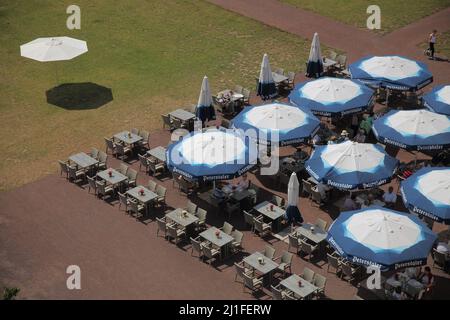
428, 29, 437, 60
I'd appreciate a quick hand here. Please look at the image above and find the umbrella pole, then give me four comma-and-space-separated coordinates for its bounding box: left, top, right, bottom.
385, 88, 390, 107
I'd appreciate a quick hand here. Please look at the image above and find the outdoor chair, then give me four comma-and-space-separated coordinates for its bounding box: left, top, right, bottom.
243, 210, 255, 232
190, 236, 205, 259
225, 201, 240, 217
118, 192, 131, 213
58, 160, 69, 179
138, 154, 150, 174
326, 253, 342, 274
167, 224, 186, 245
177, 177, 195, 194
155, 185, 167, 207
230, 230, 244, 254
243, 273, 263, 295
299, 240, 319, 261
340, 262, 361, 283
97, 151, 108, 170
116, 163, 129, 175
202, 243, 221, 266
148, 180, 157, 192
95, 180, 114, 200
313, 274, 327, 297
234, 261, 253, 283
328, 51, 337, 60
271, 284, 292, 300
336, 55, 347, 70
161, 114, 174, 130
284, 292, 299, 300
104, 137, 117, 155
315, 218, 328, 231
311, 188, 323, 206
221, 118, 231, 129
89, 147, 99, 160
288, 233, 301, 254
220, 221, 234, 235
247, 183, 259, 204
276, 251, 293, 276
302, 180, 313, 198
87, 176, 98, 195
116, 143, 132, 161
126, 168, 138, 188
263, 245, 276, 260
234, 85, 243, 94
185, 200, 197, 215
272, 195, 286, 209
131, 128, 139, 135
254, 217, 272, 238
287, 71, 295, 89
195, 208, 207, 231
137, 130, 150, 150
242, 88, 250, 105
68, 165, 86, 184
148, 158, 165, 177
129, 199, 145, 220
274, 67, 284, 75
172, 118, 187, 130
432, 249, 447, 269
301, 267, 315, 283
156, 217, 173, 238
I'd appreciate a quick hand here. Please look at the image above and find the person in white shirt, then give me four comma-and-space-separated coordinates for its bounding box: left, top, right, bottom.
382, 186, 397, 208
428, 29, 437, 60
236, 174, 250, 190
436, 242, 450, 255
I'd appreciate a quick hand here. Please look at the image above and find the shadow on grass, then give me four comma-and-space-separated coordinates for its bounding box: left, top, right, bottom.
46, 82, 113, 110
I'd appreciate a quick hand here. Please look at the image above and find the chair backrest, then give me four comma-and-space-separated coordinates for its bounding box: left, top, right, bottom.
58, 160, 69, 174
172, 118, 182, 129
156, 185, 167, 197
202, 245, 215, 259
138, 154, 149, 167
131, 128, 139, 135
140, 130, 150, 142
222, 222, 234, 235
302, 180, 312, 195
118, 192, 128, 206
272, 195, 284, 207
315, 218, 328, 231
243, 273, 256, 290
148, 180, 157, 192
156, 217, 167, 232
105, 137, 115, 150
271, 285, 284, 300
327, 253, 340, 269
234, 262, 246, 278
244, 210, 254, 226
254, 219, 264, 233
127, 168, 138, 181
337, 55, 347, 66
67, 166, 78, 180
313, 273, 327, 290
302, 267, 315, 283
242, 88, 250, 99
129, 200, 140, 214
190, 237, 202, 253
311, 189, 322, 203
341, 263, 354, 277
166, 225, 177, 239
118, 163, 129, 175
98, 151, 108, 163
186, 200, 197, 215
95, 180, 107, 194
116, 143, 126, 154
234, 85, 243, 94
221, 119, 230, 129
281, 251, 293, 264
87, 176, 97, 190
90, 147, 99, 159
287, 71, 295, 81
300, 240, 313, 254
162, 114, 172, 126
328, 51, 337, 60
197, 208, 207, 221
288, 234, 300, 248
231, 230, 243, 244
264, 245, 276, 260
433, 249, 446, 265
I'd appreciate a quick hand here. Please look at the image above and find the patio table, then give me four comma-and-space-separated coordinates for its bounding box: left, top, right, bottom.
169, 109, 196, 122
147, 146, 167, 163
295, 223, 327, 244
126, 186, 158, 216
69, 152, 98, 169
253, 201, 285, 231
322, 58, 337, 69
166, 208, 199, 228
200, 227, 234, 257
97, 168, 128, 187
271, 72, 288, 84
280, 274, 318, 299
114, 131, 143, 145
243, 252, 279, 285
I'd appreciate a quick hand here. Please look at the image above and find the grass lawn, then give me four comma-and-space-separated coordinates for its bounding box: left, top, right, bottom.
281, 0, 450, 33
0, 0, 328, 191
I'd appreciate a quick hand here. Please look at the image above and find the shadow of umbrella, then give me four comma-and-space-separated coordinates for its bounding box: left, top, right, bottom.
46, 82, 113, 110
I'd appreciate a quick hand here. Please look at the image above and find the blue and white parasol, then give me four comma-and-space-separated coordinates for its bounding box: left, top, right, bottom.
327, 207, 437, 271
349, 55, 433, 91
195, 75, 216, 123
230, 102, 320, 146
257, 53, 277, 100
166, 128, 257, 181
305, 141, 398, 190
305, 32, 323, 78
288, 77, 375, 117
422, 85, 450, 116
400, 167, 450, 225
372, 109, 450, 151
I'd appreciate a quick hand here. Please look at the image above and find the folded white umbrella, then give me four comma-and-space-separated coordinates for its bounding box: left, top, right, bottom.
195, 76, 215, 123
20, 36, 88, 62
285, 172, 303, 224
305, 32, 323, 78
257, 53, 277, 100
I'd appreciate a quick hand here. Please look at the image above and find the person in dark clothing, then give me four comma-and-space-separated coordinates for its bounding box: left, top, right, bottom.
428, 30, 437, 60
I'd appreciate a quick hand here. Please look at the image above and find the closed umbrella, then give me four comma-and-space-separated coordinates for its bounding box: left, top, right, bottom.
195, 75, 216, 124
305, 141, 398, 190
231, 102, 319, 146
400, 167, 450, 224
305, 32, 323, 78
327, 207, 437, 271
285, 172, 304, 225
423, 85, 450, 116
289, 77, 375, 117
256, 53, 277, 100
372, 109, 450, 151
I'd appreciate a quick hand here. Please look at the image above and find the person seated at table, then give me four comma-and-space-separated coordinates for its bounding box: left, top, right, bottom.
359, 113, 374, 136
312, 133, 321, 146
391, 286, 407, 300
336, 130, 350, 143
237, 174, 250, 190
418, 266, 435, 297
343, 194, 359, 211
327, 135, 337, 145
382, 187, 397, 208
316, 182, 330, 201
353, 129, 366, 143
360, 199, 370, 209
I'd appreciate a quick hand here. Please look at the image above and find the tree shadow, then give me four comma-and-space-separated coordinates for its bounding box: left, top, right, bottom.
46, 82, 113, 110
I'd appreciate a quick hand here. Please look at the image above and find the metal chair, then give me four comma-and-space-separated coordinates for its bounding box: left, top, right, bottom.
95, 180, 114, 200
234, 261, 253, 283
243, 210, 255, 232
167, 224, 186, 245
190, 236, 205, 259
432, 249, 447, 269
231, 230, 244, 254
129, 199, 145, 220
104, 137, 117, 155
315, 218, 328, 231
288, 233, 301, 254
97, 151, 108, 170
138, 154, 150, 173
68, 165, 86, 184
221, 221, 234, 235
302, 179, 313, 198
340, 262, 361, 283
126, 168, 138, 188
116, 143, 132, 161
313, 274, 327, 296
301, 267, 315, 283
118, 192, 131, 213
155, 185, 167, 208
276, 251, 293, 275
234, 85, 243, 94
243, 273, 263, 294
147, 180, 157, 192
116, 163, 129, 175
196, 208, 207, 231
263, 245, 276, 260
161, 114, 174, 130
87, 176, 98, 195
89, 147, 99, 160
326, 253, 342, 274
185, 200, 197, 215
202, 244, 221, 265
138, 130, 150, 150
254, 218, 272, 238
272, 195, 286, 209
58, 160, 69, 179
299, 240, 319, 261
131, 128, 139, 135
